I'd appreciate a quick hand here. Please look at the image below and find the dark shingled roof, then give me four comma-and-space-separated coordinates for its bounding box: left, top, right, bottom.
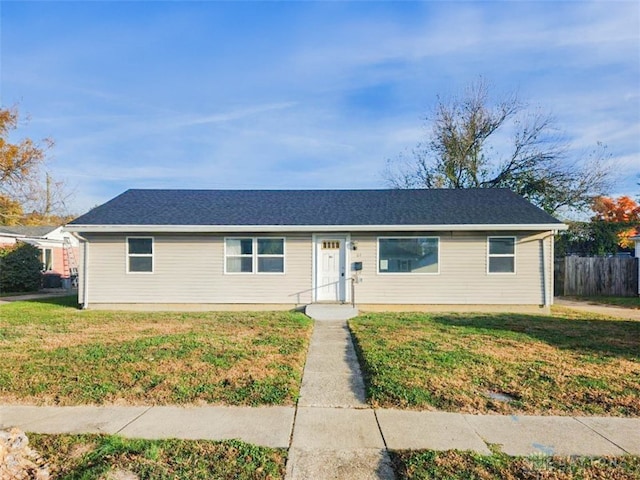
69, 189, 563, 227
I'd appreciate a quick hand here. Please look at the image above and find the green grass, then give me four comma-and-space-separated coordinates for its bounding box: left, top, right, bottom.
565, 296, 640, 309
391, 450, 640, 480
29, 433, 286, 479
350, 309, 640, 415
0, 296, 312, 406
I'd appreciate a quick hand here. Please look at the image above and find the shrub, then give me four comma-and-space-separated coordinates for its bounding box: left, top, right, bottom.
0, 243, 42, 293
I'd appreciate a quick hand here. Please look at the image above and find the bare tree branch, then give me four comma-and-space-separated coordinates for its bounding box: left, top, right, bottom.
383, 79, 613, 214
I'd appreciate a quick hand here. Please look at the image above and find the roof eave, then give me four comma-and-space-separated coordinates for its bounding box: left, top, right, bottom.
65, 223, 568, 233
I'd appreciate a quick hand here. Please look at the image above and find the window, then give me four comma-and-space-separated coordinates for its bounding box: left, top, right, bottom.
378, 237, 439, 274
127, 237, 153, 273
488, 236, 515, 273
225, 238, 284, 274
226, 238, 253, 273
257, 238, 284, 273
40, 248, 53, 271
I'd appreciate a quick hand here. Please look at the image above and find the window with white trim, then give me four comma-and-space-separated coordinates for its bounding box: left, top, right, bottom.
378, 237, 439, 274
225, 238, 284, 274
225, 238, 253, 273
40, 248, 53, 271
488, 236, 515, 273
127, 237, 153, 273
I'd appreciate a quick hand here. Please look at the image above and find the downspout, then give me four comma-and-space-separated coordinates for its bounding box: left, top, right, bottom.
71, 232, 89, 309
82, 240, 89, 309
541, 238, 548, 307
541, 232, 555, 308
550, 231, 555, 304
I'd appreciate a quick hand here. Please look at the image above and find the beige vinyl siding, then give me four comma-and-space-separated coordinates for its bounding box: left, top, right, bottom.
83, 233, 313, 305
81, 230, 554, 307
351, 231, 553, 305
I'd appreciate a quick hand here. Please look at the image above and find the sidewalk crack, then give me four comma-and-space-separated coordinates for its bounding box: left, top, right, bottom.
115, 406, 153, 434
373, 409, 389, 451
573, 417, 629, 454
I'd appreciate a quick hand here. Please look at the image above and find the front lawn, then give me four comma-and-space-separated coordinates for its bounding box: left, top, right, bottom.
350, 309, 640, 415
391, 450, 640, 480
29, 433, 286, 479
0, 296, 312, 406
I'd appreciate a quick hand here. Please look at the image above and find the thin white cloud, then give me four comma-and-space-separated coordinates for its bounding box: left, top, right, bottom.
2, 0, 638, 214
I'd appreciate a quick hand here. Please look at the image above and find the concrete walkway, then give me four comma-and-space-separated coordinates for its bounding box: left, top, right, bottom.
286, 320, 394, 479
555, 297, 640, 320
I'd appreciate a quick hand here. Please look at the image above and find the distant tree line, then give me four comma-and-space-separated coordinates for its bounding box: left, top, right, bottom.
556, 195, 639, 257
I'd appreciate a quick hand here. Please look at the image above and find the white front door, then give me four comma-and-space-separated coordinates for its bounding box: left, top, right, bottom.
315, 236, 347, 302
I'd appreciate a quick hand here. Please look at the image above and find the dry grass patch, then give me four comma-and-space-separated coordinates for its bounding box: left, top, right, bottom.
350, 309, 640, 415
29, 433, 286, 479
0, 296, 312, 406
391, 450, 640, 480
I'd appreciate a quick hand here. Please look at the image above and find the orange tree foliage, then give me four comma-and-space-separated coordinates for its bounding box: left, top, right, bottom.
0, 106, 72, 226
0, 106, 51, 186
591, 195, 640, 249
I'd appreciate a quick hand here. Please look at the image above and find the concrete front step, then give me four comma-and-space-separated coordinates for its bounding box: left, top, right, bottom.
304, 303, 359, 321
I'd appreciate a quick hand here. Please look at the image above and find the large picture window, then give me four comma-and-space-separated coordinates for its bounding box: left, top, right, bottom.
127, 237, 153, 273
225, 238, 285, 274
378, 237, 439, 274
488, 236, 516, 273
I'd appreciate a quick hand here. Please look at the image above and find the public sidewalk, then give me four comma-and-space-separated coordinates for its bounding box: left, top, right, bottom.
2, 404, 638, 456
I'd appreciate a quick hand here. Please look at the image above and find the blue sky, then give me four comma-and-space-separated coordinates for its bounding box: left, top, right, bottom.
1, 1, 639, 215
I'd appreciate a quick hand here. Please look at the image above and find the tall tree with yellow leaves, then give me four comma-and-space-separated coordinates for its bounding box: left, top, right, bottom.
0, 106, 72, 225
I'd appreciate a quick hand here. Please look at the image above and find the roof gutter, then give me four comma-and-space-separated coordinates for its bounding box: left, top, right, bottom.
64, 223, 568, 233
0, 232, 26, 239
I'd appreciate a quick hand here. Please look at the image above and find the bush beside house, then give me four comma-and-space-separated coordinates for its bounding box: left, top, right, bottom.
0, 243, 42, 293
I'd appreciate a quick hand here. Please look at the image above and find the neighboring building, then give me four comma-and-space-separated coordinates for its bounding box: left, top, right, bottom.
0, 225, 80, 278
65, 189, 567, 311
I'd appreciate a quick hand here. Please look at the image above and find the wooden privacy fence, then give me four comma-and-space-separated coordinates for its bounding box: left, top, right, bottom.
555, 256, 639, 297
